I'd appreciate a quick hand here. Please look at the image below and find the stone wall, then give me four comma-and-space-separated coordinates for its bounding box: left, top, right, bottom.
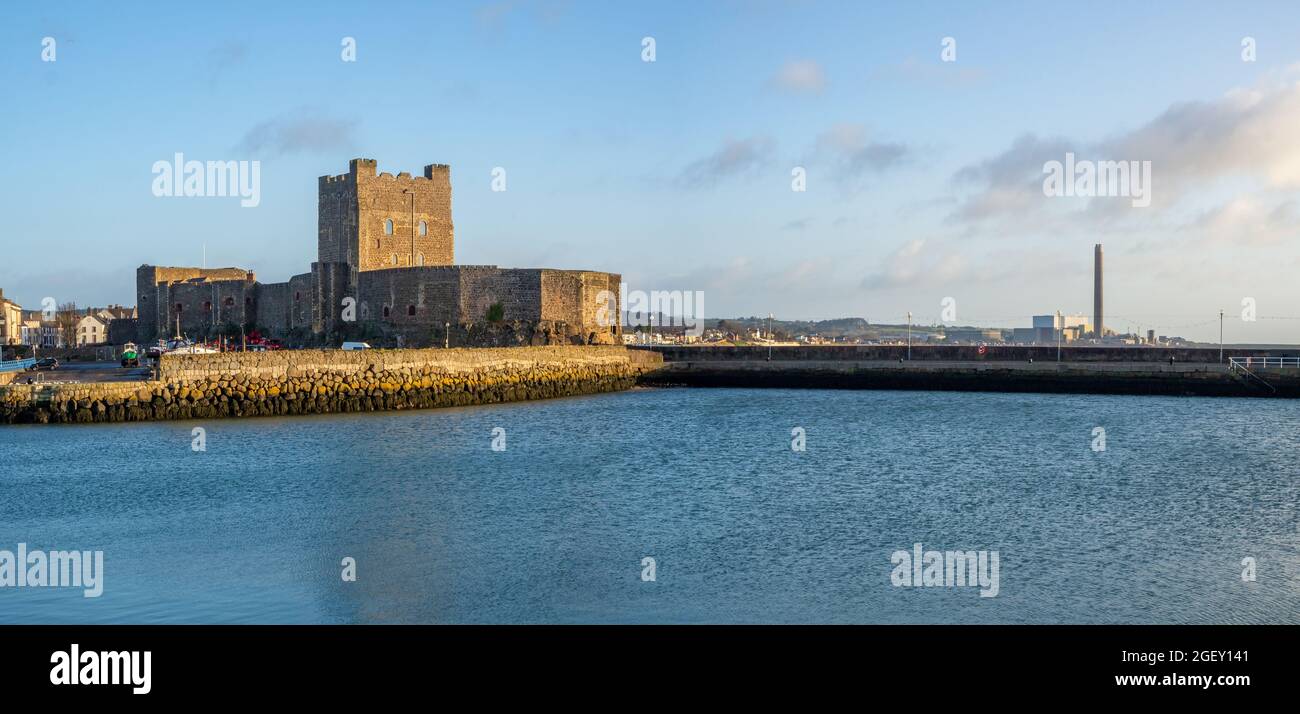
648, 344, 1300, 363
287, 272, 315, 332
540, 269, 621, 339
159, 276, 257, 339
312, 261, 353, 336
639, 358, 1300, 398
317, 166, 360, 267
107, 318, 139, 345
137, 265, 257, 342
0, 346, 662, 424
255, 273, 316, 337
254, 281, 291, 336
357, 265, 462, 329
352, 266, 622, 346
459, 266, 543, 323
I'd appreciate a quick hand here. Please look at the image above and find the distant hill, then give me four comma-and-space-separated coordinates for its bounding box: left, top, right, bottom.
706, 317, 945, 339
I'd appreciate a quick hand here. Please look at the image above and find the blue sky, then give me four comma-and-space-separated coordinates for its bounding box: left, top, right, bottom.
4, 1, 1300, 341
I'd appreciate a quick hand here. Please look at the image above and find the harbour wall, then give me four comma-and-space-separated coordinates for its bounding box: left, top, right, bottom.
647, 344, 1296, 363
637, 357, 1300, 398
0, 346, 662, 424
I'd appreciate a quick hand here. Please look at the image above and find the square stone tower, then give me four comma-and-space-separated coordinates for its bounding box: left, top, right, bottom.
318, 158, 454, 275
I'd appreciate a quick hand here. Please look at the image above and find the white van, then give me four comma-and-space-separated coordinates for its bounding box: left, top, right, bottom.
340, 342, 372, 351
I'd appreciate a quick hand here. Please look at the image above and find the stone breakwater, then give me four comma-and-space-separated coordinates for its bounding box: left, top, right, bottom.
0, 346, 662, 425
638, 358, 1300, 398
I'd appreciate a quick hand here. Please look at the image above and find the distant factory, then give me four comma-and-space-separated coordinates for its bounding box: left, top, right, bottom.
1003, 243, 1150, 346
1009, 314, 1091, 345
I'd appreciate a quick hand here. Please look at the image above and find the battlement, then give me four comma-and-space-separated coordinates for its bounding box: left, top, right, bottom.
377, 264, 499, 272
325, 159, 450, 187
139, 265, 255, 286
319, 173, 353, 186
375, 171, 434, 183
319, 157, 375, 186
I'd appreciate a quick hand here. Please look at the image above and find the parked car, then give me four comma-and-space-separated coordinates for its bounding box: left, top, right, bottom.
27, 358, 59, 371
340, 342, 371, 351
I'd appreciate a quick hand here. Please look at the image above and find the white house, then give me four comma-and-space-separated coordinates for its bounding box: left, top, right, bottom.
76, 314, 109, 346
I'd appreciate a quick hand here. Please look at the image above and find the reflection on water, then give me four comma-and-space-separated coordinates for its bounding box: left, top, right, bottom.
1, 387, 1297, 623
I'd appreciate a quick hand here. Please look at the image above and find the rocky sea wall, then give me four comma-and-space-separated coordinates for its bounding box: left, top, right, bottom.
0, 346, 662, 424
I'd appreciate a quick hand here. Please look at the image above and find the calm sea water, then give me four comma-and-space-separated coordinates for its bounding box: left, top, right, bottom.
0, 387, 1296, 624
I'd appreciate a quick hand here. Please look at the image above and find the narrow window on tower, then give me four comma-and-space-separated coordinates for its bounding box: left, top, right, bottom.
419, 220, 427, 236
384, 218, 394, 235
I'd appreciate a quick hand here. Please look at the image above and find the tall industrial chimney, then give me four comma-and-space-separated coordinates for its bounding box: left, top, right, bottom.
1093, 243, 1103, 339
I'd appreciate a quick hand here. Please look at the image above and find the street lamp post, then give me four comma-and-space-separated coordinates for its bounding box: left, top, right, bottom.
1219, 309, 1224, 363
767, 313, 773, 361
906, 311, 912, 361
1056, 309, 1062, 363
445, 322, 450, 349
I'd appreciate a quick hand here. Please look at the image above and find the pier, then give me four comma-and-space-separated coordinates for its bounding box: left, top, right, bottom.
637, 345, 1300, 398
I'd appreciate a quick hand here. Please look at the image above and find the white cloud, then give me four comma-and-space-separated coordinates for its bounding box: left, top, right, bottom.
949, 74, 1300, 229
1187, 197, 1300, 246
808, 123, 911, 190
770, 60, 826, 94
235, 110, 358, 156
677, 136, 775, 187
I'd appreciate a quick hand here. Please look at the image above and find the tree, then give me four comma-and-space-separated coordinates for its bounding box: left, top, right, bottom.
55, 302, 79, 348
485, 302, 505, 324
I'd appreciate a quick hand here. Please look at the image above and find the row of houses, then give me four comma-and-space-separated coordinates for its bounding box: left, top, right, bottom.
0, 290, 136, 348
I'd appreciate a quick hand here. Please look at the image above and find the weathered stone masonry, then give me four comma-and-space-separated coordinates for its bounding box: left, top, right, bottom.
136, 158, 621, 345
0, 346, 662, 424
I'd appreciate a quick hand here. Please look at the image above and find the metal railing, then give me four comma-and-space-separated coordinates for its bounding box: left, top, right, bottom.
1229, 356, 1300, 371
0, 358, 36, 373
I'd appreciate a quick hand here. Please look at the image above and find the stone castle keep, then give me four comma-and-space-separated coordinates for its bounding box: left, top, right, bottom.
138, 158, 622, 346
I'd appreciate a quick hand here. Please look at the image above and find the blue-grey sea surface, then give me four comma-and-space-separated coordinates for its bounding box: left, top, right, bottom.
1, 388, 1295, 624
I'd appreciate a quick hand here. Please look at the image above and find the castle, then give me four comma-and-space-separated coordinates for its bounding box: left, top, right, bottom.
137, 159, 622, 346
